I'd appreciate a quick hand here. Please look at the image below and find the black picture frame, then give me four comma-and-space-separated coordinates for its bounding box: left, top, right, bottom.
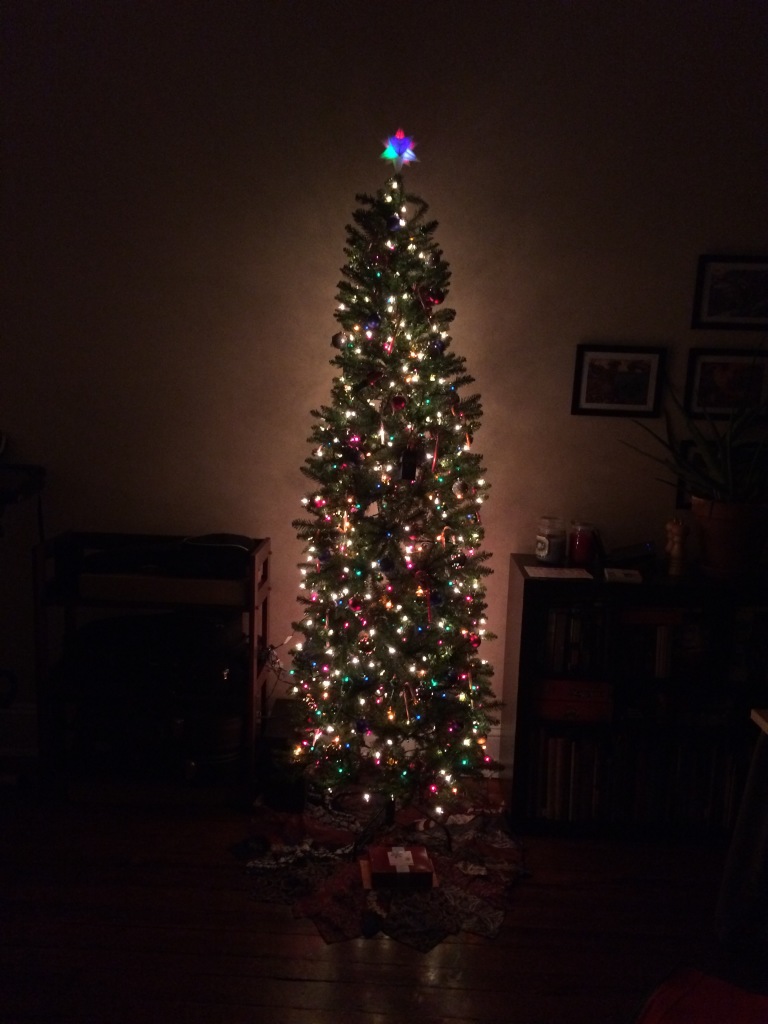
571, 344, 665, 417
684, 347, 768, 419
691, 255, 768, 329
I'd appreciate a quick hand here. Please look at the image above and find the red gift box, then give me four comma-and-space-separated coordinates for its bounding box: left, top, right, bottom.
366, 845, 435, 891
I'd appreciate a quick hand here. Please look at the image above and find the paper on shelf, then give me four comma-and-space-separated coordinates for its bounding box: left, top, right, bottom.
524, 567, 593, 579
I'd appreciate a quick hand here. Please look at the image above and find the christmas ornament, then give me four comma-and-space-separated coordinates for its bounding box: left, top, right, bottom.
399, 445, 422, 481
380, 129, 417, 171
418, 286, 446, 308
391, 394, 407, 411
340, 446, 361, 466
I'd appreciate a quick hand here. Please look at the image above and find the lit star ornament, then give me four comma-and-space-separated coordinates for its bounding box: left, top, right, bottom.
381, 129, 417, 171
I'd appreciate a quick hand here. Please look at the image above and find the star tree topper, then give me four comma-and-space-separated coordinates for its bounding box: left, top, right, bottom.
381, 128, 417, 170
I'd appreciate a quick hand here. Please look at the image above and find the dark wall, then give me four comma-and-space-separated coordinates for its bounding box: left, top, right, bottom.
2, 1, 767, 723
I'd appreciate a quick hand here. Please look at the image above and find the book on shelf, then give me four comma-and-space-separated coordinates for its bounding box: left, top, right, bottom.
617, 607, 685, 682
535, 729, 607, 824
534, 677, 613, 722
603, 567, 642, 583
543, 604, 606, 676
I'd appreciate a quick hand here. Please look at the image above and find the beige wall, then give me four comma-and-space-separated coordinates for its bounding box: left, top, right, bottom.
2, 1, 767, 721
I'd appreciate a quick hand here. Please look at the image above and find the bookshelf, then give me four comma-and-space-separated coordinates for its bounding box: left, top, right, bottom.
501, 555, 768, 834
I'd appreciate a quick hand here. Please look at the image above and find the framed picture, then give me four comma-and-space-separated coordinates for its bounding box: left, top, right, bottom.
691, 255, 768, 329
684, 348, 768, 418
571, 344, 665, 417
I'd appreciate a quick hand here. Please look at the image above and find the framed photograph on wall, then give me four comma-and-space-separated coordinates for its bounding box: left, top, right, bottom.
691, 255, 768, 329
571, 344, 665, 417
684, 347, 768, 418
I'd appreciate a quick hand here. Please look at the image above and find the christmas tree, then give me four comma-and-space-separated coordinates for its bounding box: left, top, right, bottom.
291, 132, 499, 814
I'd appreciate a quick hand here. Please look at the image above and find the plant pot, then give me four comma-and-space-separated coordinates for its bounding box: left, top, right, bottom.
690, 497, 768, 580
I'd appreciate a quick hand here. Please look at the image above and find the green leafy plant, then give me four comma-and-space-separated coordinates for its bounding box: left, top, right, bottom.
624, 388, 768, 504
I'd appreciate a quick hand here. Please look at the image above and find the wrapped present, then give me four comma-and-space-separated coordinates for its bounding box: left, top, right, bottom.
366, 845, 435, 891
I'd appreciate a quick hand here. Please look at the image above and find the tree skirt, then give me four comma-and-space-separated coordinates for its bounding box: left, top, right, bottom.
234, 791, 527, 953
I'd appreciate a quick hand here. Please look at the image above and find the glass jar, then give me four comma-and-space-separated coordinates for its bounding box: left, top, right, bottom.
568, 520, 596, 567
535, 516, 566, 565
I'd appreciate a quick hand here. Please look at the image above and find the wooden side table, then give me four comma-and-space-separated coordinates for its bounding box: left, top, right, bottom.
33, 531, 271, 797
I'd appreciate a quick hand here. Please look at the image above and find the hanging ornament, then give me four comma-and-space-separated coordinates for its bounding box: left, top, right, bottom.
391, 394, 407, 411
387, 213, 403, 232
339, 445, 361, 466
414, 568, 434, 592
430, 434, 440, 471
355, 370, 384, 393
418, 285, 446, 309
467, 633, 482, 649
365, 313, 381, 333
399, 444, 422, 481
428, 337, 447, 356
452, 479, 470, 499
349, 595, 364, 612
331, 332, 345, 348
368, 246, 389, 267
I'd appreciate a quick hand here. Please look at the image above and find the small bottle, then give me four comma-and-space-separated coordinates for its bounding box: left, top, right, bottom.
535, 516, 566, 565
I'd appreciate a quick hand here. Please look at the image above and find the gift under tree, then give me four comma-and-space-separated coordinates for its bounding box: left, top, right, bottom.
291, 132, 499, 814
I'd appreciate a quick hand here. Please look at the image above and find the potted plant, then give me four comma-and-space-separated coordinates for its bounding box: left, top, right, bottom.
625, 388, 768, 579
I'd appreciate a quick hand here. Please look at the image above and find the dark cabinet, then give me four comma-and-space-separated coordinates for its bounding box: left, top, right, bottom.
34, 531, 270, 793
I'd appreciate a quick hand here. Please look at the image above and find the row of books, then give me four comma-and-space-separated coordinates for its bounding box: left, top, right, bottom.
613, 606, 693, 682
529, 725, 750, 831
532, 732, 608, 824
541, 602, 761, 685
541, 604, 607, 677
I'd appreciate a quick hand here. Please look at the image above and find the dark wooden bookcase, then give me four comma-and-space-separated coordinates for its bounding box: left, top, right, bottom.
33, 531, 271, 795
501, 554, 768, 834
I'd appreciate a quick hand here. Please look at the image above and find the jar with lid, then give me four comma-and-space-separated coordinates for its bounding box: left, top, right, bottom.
568, 520, 597, 567
535, 516, 566, 565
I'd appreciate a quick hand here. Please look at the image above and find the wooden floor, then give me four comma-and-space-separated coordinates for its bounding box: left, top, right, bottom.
0, 775, 736, 1024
